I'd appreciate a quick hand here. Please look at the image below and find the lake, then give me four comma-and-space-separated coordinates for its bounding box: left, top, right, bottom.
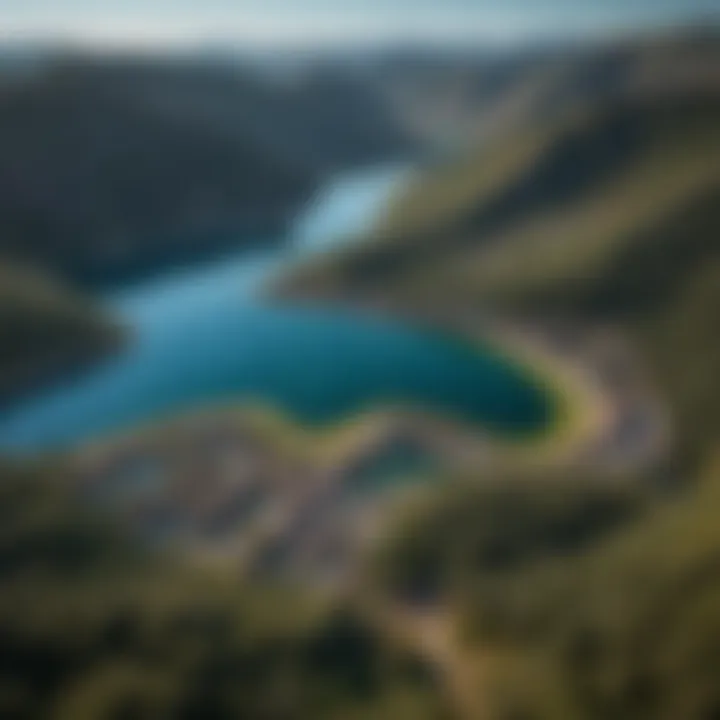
0, 165, 552, 452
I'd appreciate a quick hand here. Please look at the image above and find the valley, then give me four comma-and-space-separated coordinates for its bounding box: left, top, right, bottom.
0, 24, 718, 720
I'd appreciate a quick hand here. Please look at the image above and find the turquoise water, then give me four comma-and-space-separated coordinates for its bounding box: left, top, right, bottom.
0, 166, 552, 452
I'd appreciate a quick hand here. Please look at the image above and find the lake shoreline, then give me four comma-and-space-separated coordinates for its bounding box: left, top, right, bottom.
59, 304, 670, 587
261, 292, 672, 476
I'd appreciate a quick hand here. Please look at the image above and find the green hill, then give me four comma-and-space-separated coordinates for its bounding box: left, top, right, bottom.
370, 451, 720, 719
0, 262, 120, 401
275, 91, 720, 465
462, 452, 720, 720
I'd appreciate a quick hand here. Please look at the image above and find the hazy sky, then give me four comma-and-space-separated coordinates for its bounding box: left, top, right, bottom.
1, 0, 718, 47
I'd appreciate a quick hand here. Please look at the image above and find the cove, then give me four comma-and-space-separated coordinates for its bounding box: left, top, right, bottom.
0, 166, 553, 453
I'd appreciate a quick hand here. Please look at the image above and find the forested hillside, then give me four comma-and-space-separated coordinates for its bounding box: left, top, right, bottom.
0, 262, 119, 400
0, 57, 415, 284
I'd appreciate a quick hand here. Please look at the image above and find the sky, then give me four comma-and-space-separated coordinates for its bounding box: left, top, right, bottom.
1, 0, 718, 48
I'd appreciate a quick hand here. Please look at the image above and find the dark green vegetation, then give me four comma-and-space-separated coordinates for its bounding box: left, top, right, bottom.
0, 262, 119, 400
0, 57, 414, 284
474, 452, 720, 720
373, 472, 649, 604
372, 455, 720, 719
0, 462, 446, 720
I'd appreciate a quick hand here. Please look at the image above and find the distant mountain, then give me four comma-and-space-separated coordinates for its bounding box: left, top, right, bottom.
0, 56, 415, 284
363, 27, 720, 147
272, 27, 717, 158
